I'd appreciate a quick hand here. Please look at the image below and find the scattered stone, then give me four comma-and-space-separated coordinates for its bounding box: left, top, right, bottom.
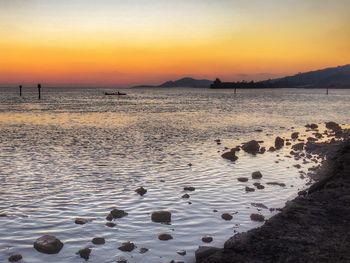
250, 213, 265, 222
268, 146, 276, 152
242, 140, 260, 154
33, 235, 64, 254
105, 222, 116, 228
245, 186, 255, 192
195, 246, 220, 261
151, 211, 171, 223
202, 236, 213, 243
255, 129, 263, 132
158, 233, 173, 241
251, 203, 268, 209
237, 177, 248, 182
116, 258, 127, 263
259, 147, 266, 154
294, 164, 302, 169
78, 248, 91, 261
177, 250, 186, 256
221, 150, 238, 161
305, 123, 318, 130
139, 248, 149, 254
252, 171, 263, 179
75, 218, 90, 225
8, 254, 22, 262
275, 137, 284, 149
221, 213, 233, 221
286, 142, 292, 146
267, 182, 286, 187
325, 121, 341, 131
92, 237, 105, 245
182, 193, 190, 199
292, 143, 305, 151
184, 186, 195, 191
232, 146, 241, 152
106, 209, 128, 221
291, 132, 299, 139
135, 187, 147, 196
118, 241, 135, 252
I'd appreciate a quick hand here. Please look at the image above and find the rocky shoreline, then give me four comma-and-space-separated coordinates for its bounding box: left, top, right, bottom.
196, 136, 350, 262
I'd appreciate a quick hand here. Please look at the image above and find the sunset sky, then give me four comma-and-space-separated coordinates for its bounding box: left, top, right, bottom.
0, 0, 349, 87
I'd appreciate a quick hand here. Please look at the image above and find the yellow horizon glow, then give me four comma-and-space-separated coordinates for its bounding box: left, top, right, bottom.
0, 0, 349, 86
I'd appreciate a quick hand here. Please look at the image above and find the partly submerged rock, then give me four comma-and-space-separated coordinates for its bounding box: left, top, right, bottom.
221, 213, 233, 221
105, 222, 116, 228
151, 211, 171, 223
75, 218, 92, 225
92, 237, 105, 245
291, 132, 299, 140
139, 247, 149, 254
135, 187, 147, 196
33, 235, 64, 254
325, 121, 341, 131
78, 248, 91, 261
252, 171, 263, 179
106, 209, 128, 221
177, 249, 186, 256
8, 254, 22, 262
237, 177, 249, 182
251, 203, 268, 209
245, 186, 255, 192
158, 233, 173, 241
181, 193, 190, 199
267, 182, 286, 187
292, 143, 305, 151
275, 136, 285, 149
202, 236, 213, 243
221, 150, 238, 161
184, 186, 195, 191
242, 140, 260, 154
118, 241, 135, 252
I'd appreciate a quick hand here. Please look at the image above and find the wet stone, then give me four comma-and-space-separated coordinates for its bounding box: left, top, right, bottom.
135, 187, 147, 196
139, 247, 149, 254
105, 222, 116, 228
182, 193, 190, 199
33, 235, 64, 254
158, 233, 173, 241
237, 177, 248, 182
118, 241, 135, 252
250, 213, 265, 222
106, 209, 128, 221
245, 186, 255, 192
151, 211, 171, 223
177, 250, 186, 256
8, 254, 22, 262
184, 186, 195, 191
92, 237, 105, 245
221, 213, 233, 221
78, 248, 91, 261
202, 236, 213, 243
252, 171, 263, 179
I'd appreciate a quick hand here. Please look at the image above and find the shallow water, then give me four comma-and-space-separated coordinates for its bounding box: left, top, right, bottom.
0, 87, 349, 263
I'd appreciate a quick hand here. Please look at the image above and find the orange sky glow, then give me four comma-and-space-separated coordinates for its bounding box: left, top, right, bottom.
0, 0, 349, 87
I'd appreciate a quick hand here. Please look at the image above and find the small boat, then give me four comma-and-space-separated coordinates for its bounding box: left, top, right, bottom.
104, 91, 127, 96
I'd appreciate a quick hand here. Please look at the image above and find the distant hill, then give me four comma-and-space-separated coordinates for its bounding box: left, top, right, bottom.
264, 64, 350, 88
158, 77, 213, 88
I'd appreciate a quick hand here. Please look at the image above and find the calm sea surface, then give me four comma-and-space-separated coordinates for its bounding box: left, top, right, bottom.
0, 87, 349, 263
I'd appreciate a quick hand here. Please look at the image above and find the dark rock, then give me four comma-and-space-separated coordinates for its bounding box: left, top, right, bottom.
305, 123, 318, 130
158, 233, 173, 241
221, 213, 233, 221
92, 237, 105, 245
8, 254, 22, 262
105, 222, 116, 228
286, 142, 292, 146
291, 132, 299, 139
33, 235, 64, 254
292, 143, 305, 151
195, 246, 220, 261
325, 121, 341, 131
184, 186, 196, 191
253, 183, 265, 189
78, 248, 91, 261
259, 147, 266, 154
252, 171, 263, 179
135, 187, 147, 196
106, 209, 128, 221
250, 213, 265, 222
118, 241, 135, 252
75, 218, 91, 225
221, 150, 238, 161
268, 146, 276, 152
139, 247, 149, 254
202, 236, 213, 243
237, 177, 248, 182
251, 203, 268, 209
242, 140, 260, 154
177, 250, 186, 256
182, 193, 190, 199
151, 211, 171, 223
275, 137, 284, 149
245, 186, 255, 192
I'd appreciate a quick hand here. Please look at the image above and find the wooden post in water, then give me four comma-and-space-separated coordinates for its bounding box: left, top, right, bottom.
38, 84, 41, 100
234, 87, 237, 94
326, 88, 329, 95
19, 85, 22, 97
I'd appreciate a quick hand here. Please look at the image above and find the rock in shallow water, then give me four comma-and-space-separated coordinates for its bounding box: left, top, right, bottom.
251, 171, 263, 179
118, 241, 135, 252
275, 136, 284, 149
202, 236, 213, 243
237, 177, 248, 182
78, 248, 91, 260
151, 211, 171, 223
92, 237, 105, 245
245, 186, 255, 192
158, 233, 173, 241
221, 213, 233, 221
242, 140, 260, 154
221, 150, 238, 161
33, 235, 64, 254
184, 186, 195, 191
250, 213, 265, 222
135, 187, 147, 196
8, 254, 22, 262
106, 209, 128, 221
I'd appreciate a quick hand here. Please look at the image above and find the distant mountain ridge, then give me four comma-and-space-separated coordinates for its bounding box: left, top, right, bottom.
264, 64, 350, 88
158, 77, 213, 88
